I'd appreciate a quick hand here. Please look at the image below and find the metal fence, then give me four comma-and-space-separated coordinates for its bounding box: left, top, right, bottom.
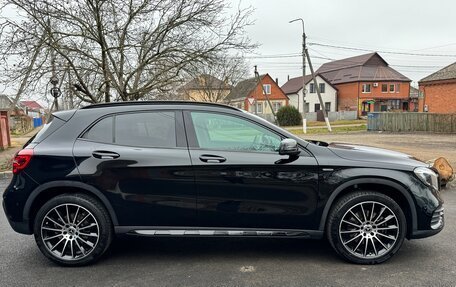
367, 112, 456, 133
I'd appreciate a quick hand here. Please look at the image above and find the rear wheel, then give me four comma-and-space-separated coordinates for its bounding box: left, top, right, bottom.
327, 191, 406, 264
34, 193, 113, 266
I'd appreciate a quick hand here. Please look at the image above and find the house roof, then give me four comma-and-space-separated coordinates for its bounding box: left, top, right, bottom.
281, 74, 338, 94
0, 95, 14, 110
225, 74, 267, 102
409, 86, 420, 98
316, 52, 410, 84
419, 62, 456, 83
180, 74, 232, 91
20, 100, 44, 111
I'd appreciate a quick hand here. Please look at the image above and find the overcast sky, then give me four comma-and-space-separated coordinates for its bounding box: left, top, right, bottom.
239, 0, 456, 86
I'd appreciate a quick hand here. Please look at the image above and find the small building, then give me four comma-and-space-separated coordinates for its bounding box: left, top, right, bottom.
281, 75, 337, 113
316, 52, 411, 116
0, 95, 13, 150
179, 74, 232, 103
225, 74, 289, 119
20, 100, 45, 128
418, 62, 456, 113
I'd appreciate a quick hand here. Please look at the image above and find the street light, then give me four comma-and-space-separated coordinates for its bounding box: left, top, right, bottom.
50, 76, 61, 111
289, 18, 307, 133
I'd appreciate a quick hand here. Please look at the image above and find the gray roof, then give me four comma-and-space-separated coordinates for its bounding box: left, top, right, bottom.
316, 52, 410, 84
0, 94, 13, 110
225, 74, 266, 102
281, 74, 338, 94
419, 62, 456, 83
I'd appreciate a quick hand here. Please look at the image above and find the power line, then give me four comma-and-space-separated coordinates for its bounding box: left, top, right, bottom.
308, 42, 456, 57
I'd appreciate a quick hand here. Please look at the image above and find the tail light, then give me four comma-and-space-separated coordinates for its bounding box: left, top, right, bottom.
13, 149, 34, 174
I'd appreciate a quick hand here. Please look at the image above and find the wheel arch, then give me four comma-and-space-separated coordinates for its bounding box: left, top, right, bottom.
319, 178, 417, 236
24, 181, 119, 230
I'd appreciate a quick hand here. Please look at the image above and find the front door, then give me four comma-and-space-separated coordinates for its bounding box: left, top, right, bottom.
73, 110, 196, 227
184, 110, 319, 230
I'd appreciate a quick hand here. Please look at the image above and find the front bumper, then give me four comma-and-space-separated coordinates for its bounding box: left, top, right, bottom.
410, 205, 444, 239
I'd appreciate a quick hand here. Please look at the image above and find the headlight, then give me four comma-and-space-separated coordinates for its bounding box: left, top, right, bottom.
414, 167, 439, 190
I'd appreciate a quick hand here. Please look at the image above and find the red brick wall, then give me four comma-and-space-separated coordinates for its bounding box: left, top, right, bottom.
420, 81, 456, 113
335, 81, 410, 114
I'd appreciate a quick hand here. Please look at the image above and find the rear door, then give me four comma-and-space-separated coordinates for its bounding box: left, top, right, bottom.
184, 110, 319, 230
73, 109, 196, 227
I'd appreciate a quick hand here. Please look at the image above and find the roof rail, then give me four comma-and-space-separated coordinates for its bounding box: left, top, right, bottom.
80, 100, 239, 111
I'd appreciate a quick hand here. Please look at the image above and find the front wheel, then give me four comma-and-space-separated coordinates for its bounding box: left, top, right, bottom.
327, 191, 406, 264
34, 193, 113, 266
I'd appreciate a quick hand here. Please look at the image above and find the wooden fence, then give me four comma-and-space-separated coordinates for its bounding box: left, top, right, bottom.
367, 112, 456, 133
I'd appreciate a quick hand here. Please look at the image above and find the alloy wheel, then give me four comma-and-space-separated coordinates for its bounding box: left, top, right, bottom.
40, 203, 100, 261
338, 201, 399, 259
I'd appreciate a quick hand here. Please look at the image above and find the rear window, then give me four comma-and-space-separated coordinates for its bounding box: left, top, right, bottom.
82, 111, 176, 148
31, 115, 65, 144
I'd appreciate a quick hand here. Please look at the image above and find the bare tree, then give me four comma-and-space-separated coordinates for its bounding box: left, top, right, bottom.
180, 53, 247, 102
0, 0, 255, 105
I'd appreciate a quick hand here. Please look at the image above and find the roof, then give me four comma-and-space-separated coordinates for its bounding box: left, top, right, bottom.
180, 74, 232, 91
410, 86, 420, 98
280, 74, 337, 94
0, 95, 13, 110
419, 62, 456, 83
316, 52, 410, 84
225, 74, 266, 102
20, 100, 43, 111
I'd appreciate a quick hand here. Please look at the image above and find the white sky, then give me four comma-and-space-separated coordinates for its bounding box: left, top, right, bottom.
239, 0, 456, 86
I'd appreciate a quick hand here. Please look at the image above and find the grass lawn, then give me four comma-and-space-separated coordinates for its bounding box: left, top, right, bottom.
287, 124, 367, 135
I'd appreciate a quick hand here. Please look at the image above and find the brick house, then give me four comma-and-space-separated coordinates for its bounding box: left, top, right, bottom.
418, 62, 456, 113
225, 74, 288, 116
281, 74, 338, 113
316, 53, 411, 116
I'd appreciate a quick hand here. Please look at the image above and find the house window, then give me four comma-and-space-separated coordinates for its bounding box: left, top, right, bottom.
319, 83, 325, 93
381, 84, 388, 93
396, 83, 400, 93
325, 102, 331, 112
273, 102, 282, 112
388, 99, 401, 110
389, 84, 395, 93
314, 103, 321, 111
256, 102, 263, 113
362, 84, 371, 93
262, 84, 271, 95
309, 83, 316, 93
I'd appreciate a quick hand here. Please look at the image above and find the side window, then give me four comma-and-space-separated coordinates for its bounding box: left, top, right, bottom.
115, 112, 176, 148
190, 112, 281, 152
82, 116, 113, 143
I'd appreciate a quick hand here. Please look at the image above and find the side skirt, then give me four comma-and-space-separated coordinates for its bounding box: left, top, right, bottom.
114, 226, 323, 239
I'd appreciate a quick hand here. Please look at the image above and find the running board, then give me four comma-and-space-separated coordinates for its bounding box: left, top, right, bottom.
115, 226, 323, 239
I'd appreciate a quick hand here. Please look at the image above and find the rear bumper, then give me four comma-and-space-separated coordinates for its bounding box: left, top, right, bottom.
2, 200, 32, 234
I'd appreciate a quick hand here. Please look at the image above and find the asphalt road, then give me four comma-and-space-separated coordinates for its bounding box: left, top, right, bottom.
1, 178, 456, 287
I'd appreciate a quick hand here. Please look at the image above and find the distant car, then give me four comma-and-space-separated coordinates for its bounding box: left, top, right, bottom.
3, 101, 444, 266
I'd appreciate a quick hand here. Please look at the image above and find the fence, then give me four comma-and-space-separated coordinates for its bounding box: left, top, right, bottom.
256, 111, 358, 124
367, 112, 456, 133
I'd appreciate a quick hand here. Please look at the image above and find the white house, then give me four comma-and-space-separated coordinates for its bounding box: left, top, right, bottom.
281, 75, 337, 113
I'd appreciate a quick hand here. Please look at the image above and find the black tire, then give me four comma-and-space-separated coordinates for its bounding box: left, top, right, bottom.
33, 193, 113, 266
326, 191, 406, 264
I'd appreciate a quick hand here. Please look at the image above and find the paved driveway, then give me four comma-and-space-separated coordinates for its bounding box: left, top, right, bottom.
1, 178, 455, 287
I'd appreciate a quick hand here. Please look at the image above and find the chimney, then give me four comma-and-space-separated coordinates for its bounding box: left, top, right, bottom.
275, 78, 279, 85
287, 75, 290, 81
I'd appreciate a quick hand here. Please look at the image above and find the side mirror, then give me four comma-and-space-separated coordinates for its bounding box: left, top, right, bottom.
278, 138, 300, 156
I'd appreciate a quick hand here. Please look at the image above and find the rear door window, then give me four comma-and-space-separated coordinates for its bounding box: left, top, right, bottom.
82, 111, 177, 148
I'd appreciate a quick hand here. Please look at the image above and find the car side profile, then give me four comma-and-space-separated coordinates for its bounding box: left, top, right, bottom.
3, 101, 444, 266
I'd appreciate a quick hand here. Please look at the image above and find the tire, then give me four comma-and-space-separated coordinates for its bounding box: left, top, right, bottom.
326, 191, 406, 264
33, 193, 113, 266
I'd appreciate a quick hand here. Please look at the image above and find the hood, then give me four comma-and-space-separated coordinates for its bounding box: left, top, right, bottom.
327, 142, 427, 168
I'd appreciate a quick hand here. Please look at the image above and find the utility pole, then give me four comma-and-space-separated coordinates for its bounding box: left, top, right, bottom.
290, 18, 331, 133
289, 18, 307, 133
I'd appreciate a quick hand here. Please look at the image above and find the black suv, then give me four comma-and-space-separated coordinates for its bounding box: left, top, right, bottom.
3, 101, 444, 266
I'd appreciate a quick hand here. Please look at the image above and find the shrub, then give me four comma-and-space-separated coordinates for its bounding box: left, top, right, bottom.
276, 105, 302, 126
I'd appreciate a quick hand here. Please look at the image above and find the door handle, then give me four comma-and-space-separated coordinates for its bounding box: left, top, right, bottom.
199, 154, 226, 163
92, 150, 120, 159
